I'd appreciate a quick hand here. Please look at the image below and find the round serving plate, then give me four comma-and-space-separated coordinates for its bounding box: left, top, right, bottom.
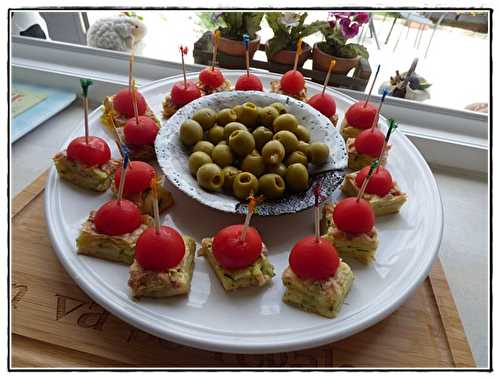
155, 90, 347, 216
45, 70, 443, 354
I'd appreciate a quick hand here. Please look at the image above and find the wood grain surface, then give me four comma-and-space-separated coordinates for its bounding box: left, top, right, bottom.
11, 171, 475, 368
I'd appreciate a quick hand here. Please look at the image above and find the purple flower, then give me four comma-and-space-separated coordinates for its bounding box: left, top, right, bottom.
328, 19, 336, 27
341, 21, 360, 39
332, 11, 351, 19
339, 17, 350, 28
354, 12, 370, 24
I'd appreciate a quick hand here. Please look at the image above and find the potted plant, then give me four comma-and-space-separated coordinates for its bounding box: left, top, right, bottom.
265, 12, 323, 67
211, 12, 264, 58
314, 12, 370, 74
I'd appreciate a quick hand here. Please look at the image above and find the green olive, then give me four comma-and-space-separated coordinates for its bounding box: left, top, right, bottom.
236, 102, 259, 129
179, 119, 203, 146
286, 151, 308, 166
261, 140, 286, 165
196, 163, 224, 192
207, 125, 225, 144
273, 130, 299, 155
216, 108, 238, 126
211, 143, 234, 168
308, 142, 330, 165
270, 102, 288, 115
223, 121, 247, 140
240, 150, 265, 177
193, 140, 215, 156
259, 173, 286, 200
273, 113, 299, 133
266, 162, 287, 178
294, 125, 311, 142
221, 166, 241, 193
188, 151, 213, 176
228, 130, 255, 157
233, 172, 259, 200
286, 163, 309, 192
296, 141, 310, 155
252, 126, 274, 151
258, 106, 280, 128
192, 108, 217, 130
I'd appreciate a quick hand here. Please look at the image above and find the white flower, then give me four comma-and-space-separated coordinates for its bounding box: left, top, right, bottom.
279, 12, 301, 28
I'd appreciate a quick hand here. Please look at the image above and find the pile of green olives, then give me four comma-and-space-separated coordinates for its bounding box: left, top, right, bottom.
179, 103, 331, 201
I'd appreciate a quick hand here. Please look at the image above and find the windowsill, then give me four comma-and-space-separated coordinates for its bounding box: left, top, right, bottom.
11, 36, 489, 174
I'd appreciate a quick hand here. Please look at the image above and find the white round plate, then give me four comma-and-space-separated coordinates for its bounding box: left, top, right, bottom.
155, 90, 347, 215
45, 71, 443, 354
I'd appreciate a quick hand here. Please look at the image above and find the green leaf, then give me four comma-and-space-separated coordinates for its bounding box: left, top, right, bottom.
267, 33, 289, 56
244, 13, 264, 39
299, 20, 324, 39
344, 43, 369, 59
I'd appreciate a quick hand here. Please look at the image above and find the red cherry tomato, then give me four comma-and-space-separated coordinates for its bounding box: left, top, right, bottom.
289, 235, 340, 281
124, 116, 159, 146
235, 73, 263, 91
212, 224, 262, 270
332, 197, 375, 234
345, 101, 378, 129
66, 136, 111, 166
355, 166, 393, 197
199, 67, 225, 89
112, 88, 147, 118
354, 128, 385, 157
114, 161, 155, 195
170, 81, 202, 107
135, 226, 186, 271
94, 199, 142, 236
307, 93, 337, 118
280, 70, 305, 96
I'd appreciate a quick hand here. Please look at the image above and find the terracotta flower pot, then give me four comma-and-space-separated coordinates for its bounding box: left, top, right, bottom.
265, 41, 312, 68
312, 43, 360, 75
218, 35, 261, 58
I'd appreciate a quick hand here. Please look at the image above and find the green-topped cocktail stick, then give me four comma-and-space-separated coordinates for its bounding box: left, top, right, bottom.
378, 118, 398, 162
80, 79, 93, 144
364, 64, 381, 107
357, 160, 380, 201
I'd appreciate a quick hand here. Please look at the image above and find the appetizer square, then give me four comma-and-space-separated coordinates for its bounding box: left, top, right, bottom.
320, 203, 379, 265
53, 151, 119, 192
346, 138, 389, 171
110, 181, 174, 217
196, 79, 232, 95
341, 172, 408, 216
162, 96, 177, 120
199, 238, 275, 291
340, 118, 380, 141
114, 127, 157, 162
128, 236, 196, 298
76, 212, 153, 264
269, 80, 308, 102
101, 95, 160, 131
282, 262, 354, 318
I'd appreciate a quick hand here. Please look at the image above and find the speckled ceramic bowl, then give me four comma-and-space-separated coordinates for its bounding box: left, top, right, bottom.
155, 91, 347, 215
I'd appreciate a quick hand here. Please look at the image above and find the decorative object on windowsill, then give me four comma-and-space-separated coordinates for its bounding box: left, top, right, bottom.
378, 58, 431, 102
86, 12, 147, 52
11, 11, 50, 39
313, 12, 370, 75
211, 12, 264, 58
264, 12, 323, 68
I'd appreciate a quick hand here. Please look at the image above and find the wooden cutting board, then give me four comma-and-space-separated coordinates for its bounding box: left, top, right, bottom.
11, 172, 475, 368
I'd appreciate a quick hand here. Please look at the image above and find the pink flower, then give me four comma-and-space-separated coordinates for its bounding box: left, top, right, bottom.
339, 17, 350, 28
354, 12, 370, 24
341, 21, 360, 39
332, 11, 351, 19
328, 19, 336, 28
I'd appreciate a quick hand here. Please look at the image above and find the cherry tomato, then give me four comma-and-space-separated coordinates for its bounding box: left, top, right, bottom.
170, 81, 202, 107
135, 226, 185, 271
354, 128, 385, 157
114, 161, 155, 195
112, 88, 147, 118
212, 224, 262, 270
124, 116, 159, 146
289, 235, 340, 281
332, 197, 374, 234
199, 67, 225, 89
94, 199, 142, 236
280, 70, 305, 96
355, 166, 393, 197
345, 101, 378, 129
307, 93, 337, 118
66, 136, 111, 166
235, 73, 264, 91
